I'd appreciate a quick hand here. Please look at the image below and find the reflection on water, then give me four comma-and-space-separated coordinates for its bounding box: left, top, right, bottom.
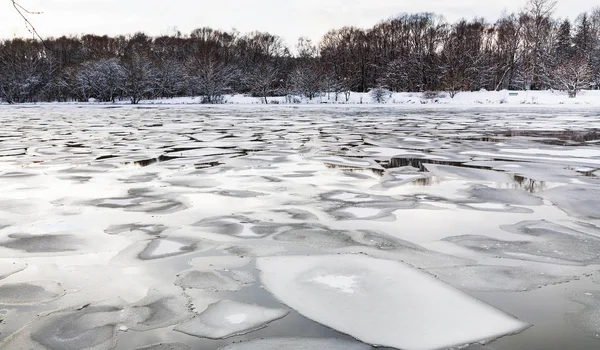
384, 157, 468, 171
511, 175, 549, 193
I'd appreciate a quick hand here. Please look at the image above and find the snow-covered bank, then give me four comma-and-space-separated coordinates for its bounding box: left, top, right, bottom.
3, 90, 600, 107
220, 90, 600, 106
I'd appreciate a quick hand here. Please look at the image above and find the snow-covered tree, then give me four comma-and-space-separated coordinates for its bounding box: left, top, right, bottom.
76, 58, 125, 102
122, 54, 158, 104
290, 66, 322, 100
370, 86, 389, 103
244, 63, 280, 104
550, 57, 592, 97
188, 56, 235, 104
156, 59, 186, 98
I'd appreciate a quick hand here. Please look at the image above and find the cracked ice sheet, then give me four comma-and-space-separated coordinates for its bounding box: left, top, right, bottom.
256, 254, 527, 350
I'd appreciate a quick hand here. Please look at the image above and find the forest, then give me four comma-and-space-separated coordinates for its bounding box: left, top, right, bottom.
1, 0, 599, 104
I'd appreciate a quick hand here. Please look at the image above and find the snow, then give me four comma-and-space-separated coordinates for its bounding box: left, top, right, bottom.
30, 90, 600, 107
340, 207, 383, 219
256, 254, 528, 350
174, 300, 289, 339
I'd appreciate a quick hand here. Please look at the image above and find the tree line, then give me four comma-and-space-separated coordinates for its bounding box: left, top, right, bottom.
1, 0, 599, 104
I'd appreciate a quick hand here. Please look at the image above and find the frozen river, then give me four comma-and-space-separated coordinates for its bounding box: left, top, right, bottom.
0, 105, 599, 350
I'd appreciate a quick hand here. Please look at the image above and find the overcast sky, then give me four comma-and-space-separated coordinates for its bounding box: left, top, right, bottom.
2, 0, 598, 46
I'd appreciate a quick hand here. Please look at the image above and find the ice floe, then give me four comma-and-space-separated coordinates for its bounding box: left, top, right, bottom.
256, 254, 527, 350
174, 300, 288, 339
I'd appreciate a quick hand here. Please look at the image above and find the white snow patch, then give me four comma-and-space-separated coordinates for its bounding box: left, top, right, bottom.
342, 207, 382, 218
309, 274, 359, 294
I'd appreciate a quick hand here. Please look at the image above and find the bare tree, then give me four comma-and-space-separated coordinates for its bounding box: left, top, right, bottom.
550, 56, 592, 97
520, 0, 557, 90
245, 63, 280, 104
370, 86, 389, 103
10, 0, 45, 44
122, 53, 158, 104
188, 56, 236, 104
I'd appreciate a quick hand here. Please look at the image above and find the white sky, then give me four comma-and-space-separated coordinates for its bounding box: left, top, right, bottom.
1, 0, 598, 46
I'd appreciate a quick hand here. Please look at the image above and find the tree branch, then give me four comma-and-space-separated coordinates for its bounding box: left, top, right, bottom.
10, 0, 46, 45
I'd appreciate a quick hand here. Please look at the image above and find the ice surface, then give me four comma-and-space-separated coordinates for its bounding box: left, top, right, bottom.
446, 220, 600, 266
272, 225, 357, 249
220, 337, 372, 350
175, 255, 254, 291
465, 185, 543, 206
104, 223, 167, 236
425, 164, 515, 183
134, 343, 190, 350
541, 185, 600, 219
175, 270, 252, 292
193, 216, 283, 239
0, 233, 84, 253
219, 243, 288, 257
1, 299, 124, 350
174, 300, 288, 339
431, 265, 580, 292
138, 238, 199, 260
135, 344, 191, 350
122, 289, 191, 331
256, 254, 527, 350
0, 281, 65, 305
2, 106, 600, 349
568, 291, 600, 338
338, 207, 389, 219
0, 260, 27, 280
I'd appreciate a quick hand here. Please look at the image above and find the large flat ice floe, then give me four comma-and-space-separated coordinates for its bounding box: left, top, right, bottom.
256, 254, 528, 350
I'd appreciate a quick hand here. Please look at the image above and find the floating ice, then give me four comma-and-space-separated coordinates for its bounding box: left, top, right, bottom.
104, 223, 168, 236
215, 190, 267, 198
273, 225, 356, 249
90, 192, 187, 214
174, 300, 288, 339
175, 270, 253, 292
256, 254, 527, 350
138, 238, 199, 260
194, 216, 285, 239
465, 185, 543, 206
568, 291, 600, 338
220, 337, 372, 350
336, 207, 390, 220
1, 299, 124, 350
135, 343, 191, 350
0, 281, 65, 305
219, 244, 288, 257
425, 164, 514, 183
446, 220, 600, 266
541, 185, 600, 219
0, 233, 84, 253
122, 289, 191, 331
431, 265, 580, 292
313, 156, 379, 169
0, 260, 27, 280
175, 255, 254, 291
